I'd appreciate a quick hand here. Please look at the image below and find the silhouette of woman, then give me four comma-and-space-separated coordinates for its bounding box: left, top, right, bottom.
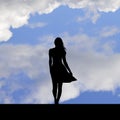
49, 37, 76, 104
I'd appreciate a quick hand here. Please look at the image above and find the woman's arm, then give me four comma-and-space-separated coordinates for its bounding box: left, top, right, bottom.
62, 54, 73, 75
49, 49, 52, 73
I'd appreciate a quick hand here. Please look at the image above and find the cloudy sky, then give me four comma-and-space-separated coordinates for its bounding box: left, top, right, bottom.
1, 0, 120, 104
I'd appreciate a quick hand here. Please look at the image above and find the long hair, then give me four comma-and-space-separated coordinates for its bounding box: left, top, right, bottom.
54, 37, 66, 54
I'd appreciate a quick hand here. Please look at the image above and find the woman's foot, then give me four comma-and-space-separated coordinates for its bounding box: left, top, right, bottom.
55, 99, 59, 104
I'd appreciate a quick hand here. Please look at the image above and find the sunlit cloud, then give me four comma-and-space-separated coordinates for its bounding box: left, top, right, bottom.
1, 0, 120, 41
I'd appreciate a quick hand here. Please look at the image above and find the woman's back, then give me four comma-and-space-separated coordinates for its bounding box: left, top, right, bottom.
49, 47, 66, 66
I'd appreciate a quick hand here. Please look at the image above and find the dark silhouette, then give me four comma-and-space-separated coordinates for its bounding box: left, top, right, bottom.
49, 37, 77, 104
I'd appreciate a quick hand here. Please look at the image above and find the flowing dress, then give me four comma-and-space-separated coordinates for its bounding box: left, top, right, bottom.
49, 47, 77, 83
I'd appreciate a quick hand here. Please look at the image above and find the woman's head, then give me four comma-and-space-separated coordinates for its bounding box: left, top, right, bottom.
54, 37, 66, 53
54, 37, 64, 47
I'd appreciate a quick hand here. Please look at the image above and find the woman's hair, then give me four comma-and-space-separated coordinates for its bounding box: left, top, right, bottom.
54, 37, 66, 53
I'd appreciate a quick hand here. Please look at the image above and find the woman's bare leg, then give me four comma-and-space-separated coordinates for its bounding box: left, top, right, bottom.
52, 82, 58, 104
56, 82, 63, 104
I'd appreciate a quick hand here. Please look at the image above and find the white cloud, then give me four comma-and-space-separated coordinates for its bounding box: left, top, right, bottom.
0, 43, 80, 103
26, 22, 47, 29
100, 26, 120, 37
0, 0, 60, 41
0, 44, 51, 103
65, 0, 120, 12
61, 33, 120, 94
0, 44, 46, 77
1, 0, 120, 41
77, 9, 100, 24
1, 30, 120, 103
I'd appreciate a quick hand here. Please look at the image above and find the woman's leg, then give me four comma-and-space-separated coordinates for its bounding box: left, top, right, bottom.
56, 82, 63, 104
52, 81, 57, 104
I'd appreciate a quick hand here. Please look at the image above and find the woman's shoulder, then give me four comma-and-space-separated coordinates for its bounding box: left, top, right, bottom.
49, 47, 55, 51
49, 48, 55, 53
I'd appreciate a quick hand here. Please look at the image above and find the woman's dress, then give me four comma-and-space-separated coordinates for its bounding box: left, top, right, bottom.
49, 48, 77, 83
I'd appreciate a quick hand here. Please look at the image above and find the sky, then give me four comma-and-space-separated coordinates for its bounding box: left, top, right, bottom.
1, 0, 120, 104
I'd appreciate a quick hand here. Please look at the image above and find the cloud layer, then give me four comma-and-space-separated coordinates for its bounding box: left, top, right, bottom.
0, 26, 120, 103
0, 43, 80, 103
1, 0, 120, 41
